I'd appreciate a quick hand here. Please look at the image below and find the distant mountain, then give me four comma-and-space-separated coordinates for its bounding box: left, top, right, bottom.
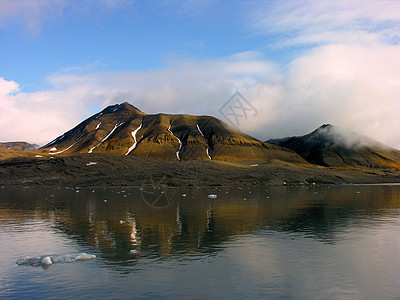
268, 124, 400, 168
0, 142, 39, 151
41, 102, 303, 162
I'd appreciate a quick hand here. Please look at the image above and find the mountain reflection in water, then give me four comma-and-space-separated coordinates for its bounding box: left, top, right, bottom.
1, 184, 400, 299
2, 185, 400, 266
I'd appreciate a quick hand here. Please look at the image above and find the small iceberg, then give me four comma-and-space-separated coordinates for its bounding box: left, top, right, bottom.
16, 253, 96, 267
75, 253, 96, 261
41, 256, 52, 266
208, 194, 217, 199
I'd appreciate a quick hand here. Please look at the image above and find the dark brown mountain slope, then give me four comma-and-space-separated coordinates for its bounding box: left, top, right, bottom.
40, 102, 303, 162
268, 124, 400, 168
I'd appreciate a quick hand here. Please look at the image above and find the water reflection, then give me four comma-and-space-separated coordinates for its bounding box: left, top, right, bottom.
1, 185, 400, 271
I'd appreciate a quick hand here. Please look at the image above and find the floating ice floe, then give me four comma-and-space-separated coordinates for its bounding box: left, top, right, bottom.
208, 194, 217, 198
250, 164, 258, 167
35, 155, 43, 158
86, 161, 98, 166
16, 253, 96, 267
41, 256, 52, 266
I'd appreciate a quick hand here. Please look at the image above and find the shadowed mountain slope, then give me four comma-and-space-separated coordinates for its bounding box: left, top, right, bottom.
40, 102, 303, 162
268, 124, 400, 168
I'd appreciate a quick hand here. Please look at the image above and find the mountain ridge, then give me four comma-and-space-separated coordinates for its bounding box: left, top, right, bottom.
40, 102, 303, 163
268, 124, 400, 168
0, 142, 40, 151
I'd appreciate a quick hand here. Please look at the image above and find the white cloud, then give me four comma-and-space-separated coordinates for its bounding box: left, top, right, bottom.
247, 0, 400, 47
0, 0, 131, 35
2, 44, 400, 149
243, 43, 400, 148
0, 53, 275, 145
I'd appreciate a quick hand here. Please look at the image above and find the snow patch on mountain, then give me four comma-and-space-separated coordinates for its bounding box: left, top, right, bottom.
168, 124, 182, 161
89, 122, 124, 153
197, 124, 212, 160
126, 123, 142, 155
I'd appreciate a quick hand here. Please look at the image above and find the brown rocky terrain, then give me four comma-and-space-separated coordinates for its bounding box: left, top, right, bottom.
1, 107, 400, 187
39, 102, 303, 163
1, 153, 400, 187
0, 142, 39, 151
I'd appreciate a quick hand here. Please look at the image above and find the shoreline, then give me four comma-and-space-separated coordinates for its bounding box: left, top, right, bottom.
1, 153, 400, 188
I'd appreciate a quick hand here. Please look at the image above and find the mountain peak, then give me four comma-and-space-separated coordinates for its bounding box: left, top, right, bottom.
319, 123, 333, 129
101, 102, 144, 115
40, 104, 303, 162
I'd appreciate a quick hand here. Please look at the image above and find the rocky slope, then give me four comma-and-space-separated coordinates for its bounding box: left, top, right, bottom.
2, 153, 400, 187
268, 124, 400, 168
0, 142, 39, 151
40, 102, 303, 162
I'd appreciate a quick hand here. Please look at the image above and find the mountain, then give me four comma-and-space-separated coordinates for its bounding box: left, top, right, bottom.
0, 142, 39, 151
268, 124, 400, 168
40, 102, 303, 162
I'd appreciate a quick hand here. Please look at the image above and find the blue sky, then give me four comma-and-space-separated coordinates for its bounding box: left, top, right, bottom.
1, 0, 400, 147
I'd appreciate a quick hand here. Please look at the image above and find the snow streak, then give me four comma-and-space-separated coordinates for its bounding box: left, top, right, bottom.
89, 122, 123, 153
41, 134, 65, 149
168, 124, 182, 161
126, 123, 142, 155
49, 137, 83, 155
196, 124, 212, 160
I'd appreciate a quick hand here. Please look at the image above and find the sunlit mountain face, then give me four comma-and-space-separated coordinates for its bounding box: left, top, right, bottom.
40, 102, 302, 162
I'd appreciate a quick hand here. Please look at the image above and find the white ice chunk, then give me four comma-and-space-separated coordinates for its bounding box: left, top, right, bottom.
35, 155, 43, 158
86, 161, 98, 166
250, 164, 258, 167
75, 253, 96, 261
41, 256, 52, 265
50, 147, 57, 151
208, 194, 217, 198
126, 123, 142, 155
16, 253, 96, 266
95, 122, 101, 130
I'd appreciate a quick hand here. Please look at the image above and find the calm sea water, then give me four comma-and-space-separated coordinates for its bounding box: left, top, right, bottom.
1, 184, 400, 299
